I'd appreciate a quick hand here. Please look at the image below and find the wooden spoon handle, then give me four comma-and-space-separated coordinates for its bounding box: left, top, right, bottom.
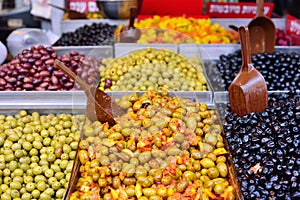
49, 3, 68, 12
54, 59, 90, 92
129, 7, 137, 28
256, 0, 265, 17
238, 26, 252, 72
228, 25, 238, 32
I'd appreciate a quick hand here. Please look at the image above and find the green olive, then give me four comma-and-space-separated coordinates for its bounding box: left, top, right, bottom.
217, 162, 228, 178
207, 167, 220, 179
143, 188, 157, 197
31, 189, 40, 199
200, 158, 215, 168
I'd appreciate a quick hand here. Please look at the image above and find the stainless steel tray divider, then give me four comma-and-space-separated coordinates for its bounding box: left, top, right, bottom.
60, 19, 128, 34
179, 44, 240, 61
211, 18, 286, 31
53, 45, 113, 58
114, 43, 179, 58
0, 91, 86, 113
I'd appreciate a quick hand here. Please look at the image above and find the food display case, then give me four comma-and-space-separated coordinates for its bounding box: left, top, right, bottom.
62, 91, 243, 200
0, 1, 299, 199
214, 91, 300, 199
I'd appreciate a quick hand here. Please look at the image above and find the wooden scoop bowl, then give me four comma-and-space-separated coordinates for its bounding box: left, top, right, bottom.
119, 7, 141, 43
228, 26, 268, 116
54, 60, 125, 126
248, 0, 276, 54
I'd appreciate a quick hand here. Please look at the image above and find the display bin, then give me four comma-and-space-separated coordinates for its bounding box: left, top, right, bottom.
213, 91, 300, 199
179, 44, 300, 92
0, 91, 87, 200
60, 19, 128, 34
63, 91, 243, 200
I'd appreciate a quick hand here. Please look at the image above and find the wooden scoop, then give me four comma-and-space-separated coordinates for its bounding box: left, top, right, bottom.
50, 4, 87, 19
54, 60, 125, 126
119, 7, 141, 43
228, 25, 238, 32
248, 0, 275, 54
228, 26, 268, 116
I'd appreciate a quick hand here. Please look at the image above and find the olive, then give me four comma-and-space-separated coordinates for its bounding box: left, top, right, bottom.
0, 111, 82, 199
222, 92, 300, 198
54, 23, 116, 46
200, 158, 215, 168
212, 50, 300, 91
98, 48, 207, 91
68, 92, 236, 199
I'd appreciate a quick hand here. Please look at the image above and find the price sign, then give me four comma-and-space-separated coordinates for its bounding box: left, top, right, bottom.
140, 0, 203, 16
286, 14, 300, 45
206, 2, 274, 18
286, 15, 300, 36
67, 0, 99, 14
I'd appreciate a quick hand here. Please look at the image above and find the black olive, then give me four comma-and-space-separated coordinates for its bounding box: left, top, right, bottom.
54, 22, 117, 46
141, 102, 151, 108
221, 92, 300, 199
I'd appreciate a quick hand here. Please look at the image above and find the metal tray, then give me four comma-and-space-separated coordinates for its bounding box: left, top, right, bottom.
0, 91, 242, 199
0, 101, 86, 200
180, 44, 300, 61
62, 91, 242, 200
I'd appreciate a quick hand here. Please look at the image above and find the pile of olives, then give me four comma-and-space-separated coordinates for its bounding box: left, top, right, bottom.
207, 50, 300, 91
54, 23, 117, 46
70, 91, 236, 199
98, 48, 208, 91
0, 111, 85, 200
0, 45, 101, 91
218, 92, 300, 199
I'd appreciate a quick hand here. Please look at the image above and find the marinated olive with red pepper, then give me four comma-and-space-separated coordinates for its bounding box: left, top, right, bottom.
70, 91, 234, 200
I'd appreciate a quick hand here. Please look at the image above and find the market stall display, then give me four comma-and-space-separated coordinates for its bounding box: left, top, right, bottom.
217, 92, 300, 199
98, 47, 208, 91
53, 23, 117, 46
0, 45, 101, 91
67, 91, 239, 200
116, 16, 239, 44
0, 110, 84, 200
206, 49, 300, 91
0, 1, 299, 199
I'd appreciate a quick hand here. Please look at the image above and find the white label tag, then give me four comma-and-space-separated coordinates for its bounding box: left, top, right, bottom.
7, 18, 23, 27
